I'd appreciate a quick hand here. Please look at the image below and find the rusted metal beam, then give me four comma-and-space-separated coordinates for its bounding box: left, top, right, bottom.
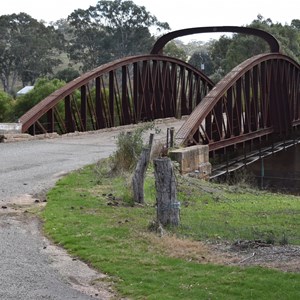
65, 95, 74, 132
208, 128, 274, 151
19, 55, 213, 133
151, 26, 280, 54
175, 53, 300, 148
81, 85, 87, 131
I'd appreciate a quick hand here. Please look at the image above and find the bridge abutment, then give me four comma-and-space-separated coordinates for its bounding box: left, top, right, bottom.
170, 145, 211, 179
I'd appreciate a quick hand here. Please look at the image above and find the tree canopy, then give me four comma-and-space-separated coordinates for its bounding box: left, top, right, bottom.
0, 13, 64, 94
206, 15, 300, 81
0, 90, 13, 122
67, 0, 170, 71
13, 78, 65, 119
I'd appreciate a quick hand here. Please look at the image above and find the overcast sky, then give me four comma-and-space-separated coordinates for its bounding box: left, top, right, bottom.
2, 0, 300, 42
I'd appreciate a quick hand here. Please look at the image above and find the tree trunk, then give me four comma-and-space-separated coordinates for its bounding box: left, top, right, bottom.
132, 133, 154, 203
154, 157, 180, 227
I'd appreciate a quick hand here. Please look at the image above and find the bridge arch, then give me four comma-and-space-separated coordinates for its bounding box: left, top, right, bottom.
176, 53, 300, 151
19, 55, 214, 134
151, 26, 280, 54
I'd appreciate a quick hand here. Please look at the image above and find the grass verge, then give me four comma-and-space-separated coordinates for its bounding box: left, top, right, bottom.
42, 162, 300, 299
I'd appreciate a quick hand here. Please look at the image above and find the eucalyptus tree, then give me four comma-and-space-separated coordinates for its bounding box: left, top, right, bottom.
0, 13, 64, 94
207, 15, 300, 80
164, 41, 187, 61
188, 50, 213, 76
67, 0, 170, 71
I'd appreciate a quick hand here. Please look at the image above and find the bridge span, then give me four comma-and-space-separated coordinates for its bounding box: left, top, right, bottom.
19, 26, 300, 166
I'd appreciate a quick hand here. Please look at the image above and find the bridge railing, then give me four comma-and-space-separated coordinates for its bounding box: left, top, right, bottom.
19, 55, 214, 135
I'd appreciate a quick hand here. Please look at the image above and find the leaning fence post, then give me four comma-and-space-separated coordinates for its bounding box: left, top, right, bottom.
132, 133, 154, 203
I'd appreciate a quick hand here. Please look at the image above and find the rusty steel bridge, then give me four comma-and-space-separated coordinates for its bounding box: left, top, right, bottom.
19, 26, 300, 159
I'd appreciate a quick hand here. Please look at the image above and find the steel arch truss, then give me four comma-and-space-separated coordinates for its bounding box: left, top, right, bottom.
19, 55, 214, 135
176, 53, 300, 151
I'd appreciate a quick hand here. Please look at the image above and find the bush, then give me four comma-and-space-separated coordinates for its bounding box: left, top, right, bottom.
54, 68, 80, 83
13, 78, 65, 118
0, 90, 14, 122
111, 123, 156, 173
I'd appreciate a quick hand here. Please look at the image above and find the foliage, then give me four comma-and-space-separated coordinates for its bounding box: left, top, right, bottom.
42, 163, 300, 299
0, 13, 65, 94
181, 40, 207, 57
67, 0, 170, 71
164, 41, 187, 61
251, 15, 300, 61
110, 123, 156, 173
292, 19, 300, 30
225, 34, 268, 72
50, 18, 74, 42
207, 15, 300, 79
54, 67, 80, 83
188, 50, 214, 75
0, 90, 14, 122
13, 78, 65, 118
208, 35, 233, 79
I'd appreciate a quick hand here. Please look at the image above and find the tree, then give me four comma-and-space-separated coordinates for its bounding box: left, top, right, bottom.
291, 19, 300, 30
0, 90, 13, 122
164, 41, 187, 61
67, 0, 170, 71
184, 40, 207, 57
224, 34, 268, 72
208, 35, 232, 79
13, 78, 65, 119
0, 13, 64, 94
54, 67, 80, 82
188, 50, 213, 75
250, 16, 300, 61
206, 16, 300, 80
50, 18, 74, 41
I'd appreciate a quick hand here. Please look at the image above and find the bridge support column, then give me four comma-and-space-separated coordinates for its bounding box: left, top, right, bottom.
169, 145, 211, 179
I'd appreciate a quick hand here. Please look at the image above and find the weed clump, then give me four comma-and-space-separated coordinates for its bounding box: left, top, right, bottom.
110, 123, 157, 173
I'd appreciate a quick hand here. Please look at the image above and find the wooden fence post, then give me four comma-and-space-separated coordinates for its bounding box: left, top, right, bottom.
132, 133, 154, 203
154, 157, 180, 227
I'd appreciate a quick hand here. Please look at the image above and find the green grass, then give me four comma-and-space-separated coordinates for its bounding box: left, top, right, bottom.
175, 176, 300, 245
42, 163, 300, 299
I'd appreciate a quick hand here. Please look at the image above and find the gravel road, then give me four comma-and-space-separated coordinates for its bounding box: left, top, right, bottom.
1, 131, 117, 203
0, 119, 185, 299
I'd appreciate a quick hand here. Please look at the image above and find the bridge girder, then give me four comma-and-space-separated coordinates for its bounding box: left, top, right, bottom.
19, 55, 214, 134
18, 26, 300, 155
175, 53, 300, 151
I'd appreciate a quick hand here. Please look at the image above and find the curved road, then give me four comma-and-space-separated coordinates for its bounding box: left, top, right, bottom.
0, 119, 184, 299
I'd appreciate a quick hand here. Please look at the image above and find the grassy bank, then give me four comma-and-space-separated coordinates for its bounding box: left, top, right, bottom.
42, 162, 300, 299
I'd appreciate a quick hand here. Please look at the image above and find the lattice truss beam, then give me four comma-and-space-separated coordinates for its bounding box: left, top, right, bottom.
176, 53, 300, 151
19, 55, 213, 135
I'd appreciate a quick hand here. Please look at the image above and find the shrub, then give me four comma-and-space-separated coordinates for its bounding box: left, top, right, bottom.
111, 123, 157, 173
13, 78, 65, 118
0, 90, 14, 122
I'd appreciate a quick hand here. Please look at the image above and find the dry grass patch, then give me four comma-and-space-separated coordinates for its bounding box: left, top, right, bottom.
140, 232, 235, 265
